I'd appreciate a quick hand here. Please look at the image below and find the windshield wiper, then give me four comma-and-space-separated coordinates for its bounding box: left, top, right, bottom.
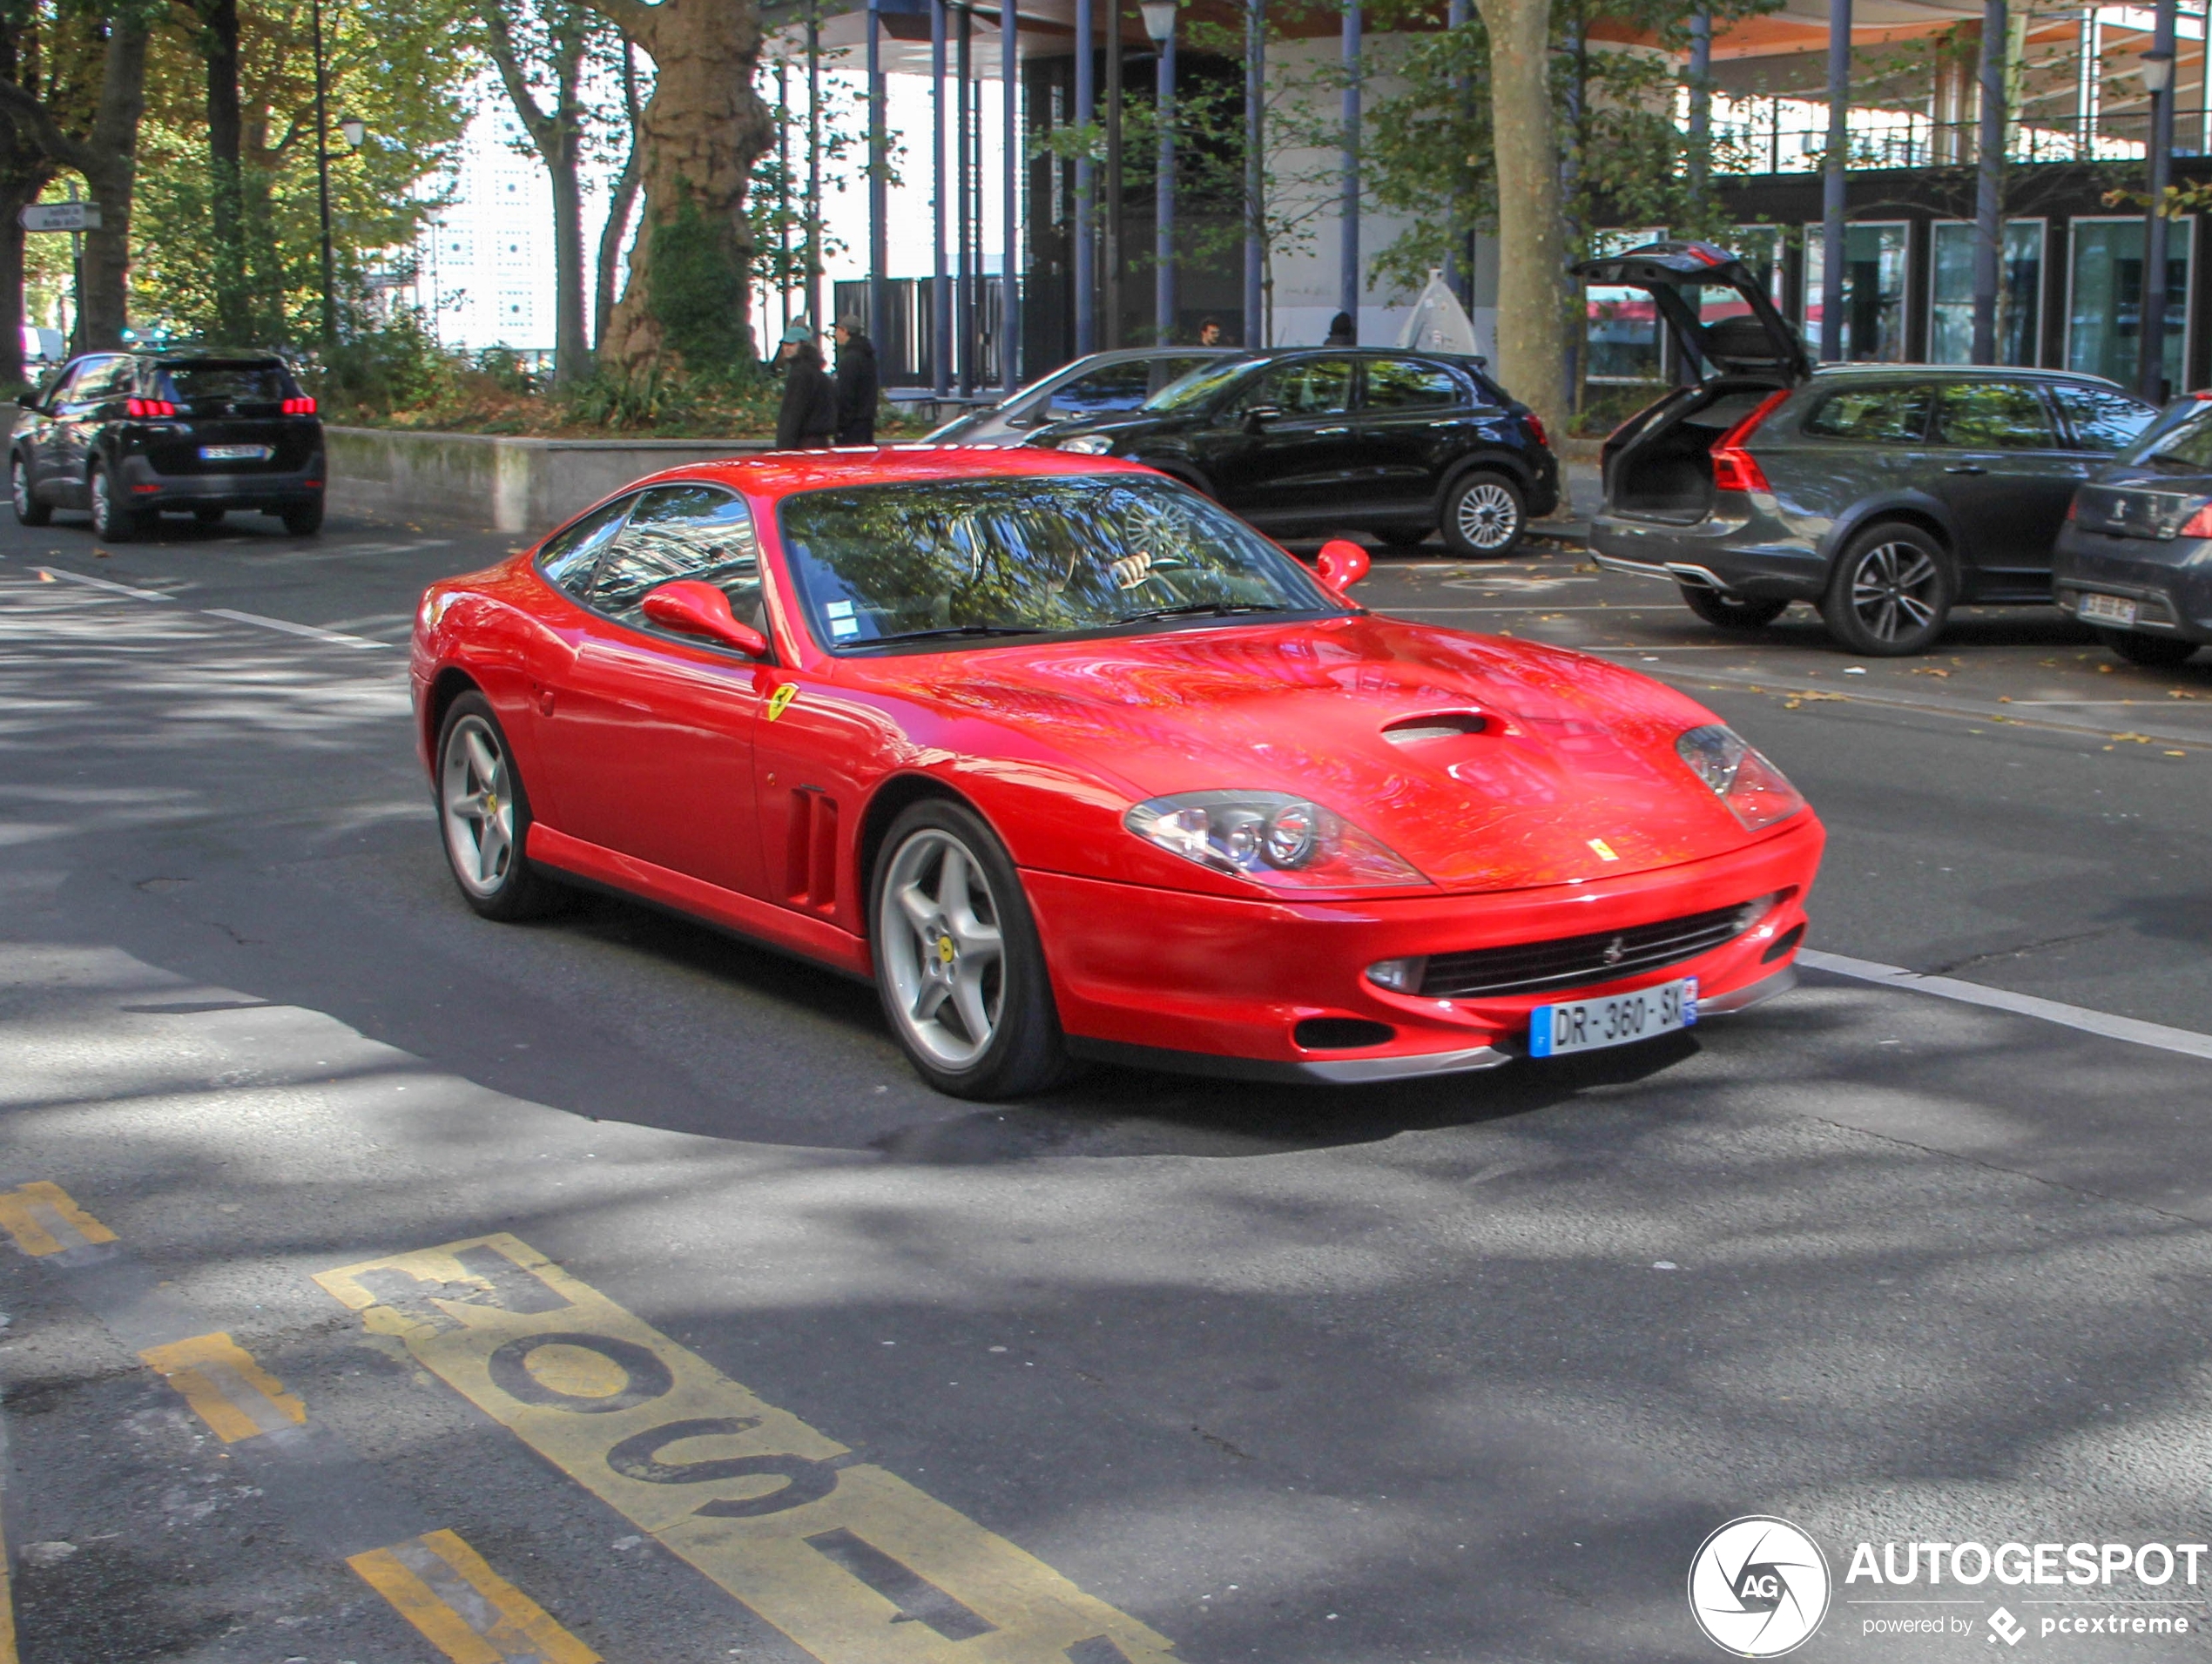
1111, 601, 1291, 625
846, 623, 1052, 647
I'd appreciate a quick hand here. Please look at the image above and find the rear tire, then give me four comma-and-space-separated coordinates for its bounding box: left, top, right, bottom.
1819, 522, 1954, 657
435, 692, 570, 921
88, 461, 144, 542
2099, 629, 2200, 668
1442, 471, 1526, 558
281, 498, 324, 536
1680, 584, 1789, 630
870, 798, 1071, 1100
11, 455, 49, 526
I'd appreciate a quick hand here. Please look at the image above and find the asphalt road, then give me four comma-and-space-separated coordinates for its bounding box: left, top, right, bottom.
2, 493, 2210, 1663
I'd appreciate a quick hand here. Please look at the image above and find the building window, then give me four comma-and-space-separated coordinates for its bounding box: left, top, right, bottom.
2067, 216, 2193, 395
1699, 226, 1786, 331
1584, 226, 1666, 384
1929, 221, 2045, 367
1801, 223, 1910, 361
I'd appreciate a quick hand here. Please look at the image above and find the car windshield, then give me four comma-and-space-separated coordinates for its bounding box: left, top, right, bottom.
778, 475, 1344, 650
155, 361, 292, 407
2121, 400, 2212, 471
1141, 358, 1260, 412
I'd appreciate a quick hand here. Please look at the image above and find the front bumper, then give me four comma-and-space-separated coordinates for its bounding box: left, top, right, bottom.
2052, 526, 2212, 644
1028, 812, 1824, 1083
1592, 504, 1827, 602
118, 450, 325, 509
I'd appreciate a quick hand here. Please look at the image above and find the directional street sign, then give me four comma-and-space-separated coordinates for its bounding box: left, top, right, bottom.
20, 202, 100, 232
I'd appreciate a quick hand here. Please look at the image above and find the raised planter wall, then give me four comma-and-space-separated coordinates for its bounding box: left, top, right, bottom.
327, 426, 774, 534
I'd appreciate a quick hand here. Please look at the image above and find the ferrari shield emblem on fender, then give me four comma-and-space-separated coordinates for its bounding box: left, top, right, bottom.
1587, 837, 1621, 862
765, 684, 799, 721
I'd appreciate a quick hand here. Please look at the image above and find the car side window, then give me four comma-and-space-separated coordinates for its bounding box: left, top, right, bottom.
1151, 355, 1212, 393
536, 495, 637, 596
1803, 384, 1932, 442
1244, 358, 1353, 416
37, 362, 82, 408
1049, 361, 1153, 415
590, 483, 763, 632
1362, 358, 1464, 413
1932, 381, 2057, 449
63, 356, 125, 408
2053, 385, 2157, 454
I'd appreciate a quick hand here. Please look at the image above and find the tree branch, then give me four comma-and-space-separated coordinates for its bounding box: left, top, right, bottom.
0, 71, 93, 174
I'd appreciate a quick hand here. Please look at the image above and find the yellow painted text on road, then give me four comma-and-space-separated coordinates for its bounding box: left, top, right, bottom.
349, 1529, 601, 1664
0, 1182, 117, 1256
139, 1333, 307, 1442
316, 1234, 1176, 1664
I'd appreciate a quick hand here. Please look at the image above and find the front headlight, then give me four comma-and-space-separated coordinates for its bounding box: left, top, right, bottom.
1058, 432, 1116, 455
1125, 790, 1429, 890
1676, 724, 1807, 832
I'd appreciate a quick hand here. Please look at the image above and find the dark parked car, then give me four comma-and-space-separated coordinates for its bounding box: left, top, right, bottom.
926, 347, 1238, 447
1027, 347, 1560, 556
2051, 392, 2212, 667
12, 348, 325, 540
1574, 239, 2157, 655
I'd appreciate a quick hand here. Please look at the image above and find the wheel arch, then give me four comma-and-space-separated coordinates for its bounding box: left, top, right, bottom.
1436, 449, 1536, 505
424, 665, 482, 765
856, 771, 987, 926
1820, 495, 1959, 567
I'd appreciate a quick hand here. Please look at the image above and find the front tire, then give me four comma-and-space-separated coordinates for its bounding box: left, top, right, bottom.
12, 455, 50, 526
88, 461, 144, 542
870, 798, 1070, 1100
435, 692, 568, 921
1441, 471, 1526, 557
2099, 628, 2200, 668
1680, 584, 1789, 630
1819, 522, 1955, 657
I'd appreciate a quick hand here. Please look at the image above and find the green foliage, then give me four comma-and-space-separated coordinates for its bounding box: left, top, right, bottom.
309, 307, 461, 414
473, 345, 541, 395
556, 361, 700, 429
647, 188, 750, 375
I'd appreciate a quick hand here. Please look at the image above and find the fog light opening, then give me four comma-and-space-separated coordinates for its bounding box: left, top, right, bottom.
1762, 922, 1805, 964
1293, 1017, 1398, 1051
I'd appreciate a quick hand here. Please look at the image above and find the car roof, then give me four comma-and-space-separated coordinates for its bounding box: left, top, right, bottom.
1807, 363, 2129, 390
626, 445, 1162, 502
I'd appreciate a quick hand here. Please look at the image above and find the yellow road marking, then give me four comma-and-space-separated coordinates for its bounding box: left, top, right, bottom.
349, 1530, 601, 1664
138, 1333, 307, 1442
317, 1234, 1177, 1664
0, 1182, 118, 1256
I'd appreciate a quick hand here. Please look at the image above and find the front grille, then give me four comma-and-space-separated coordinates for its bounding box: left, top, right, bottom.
1418, 903, 1750, 999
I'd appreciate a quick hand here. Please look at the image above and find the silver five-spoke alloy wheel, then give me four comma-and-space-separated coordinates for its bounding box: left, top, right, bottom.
442, 714, 517, 899
11, 459, 29, 516
878, 827, 1006, 1069
1453, 481, 1521, 551
1846, 538, 1939, 643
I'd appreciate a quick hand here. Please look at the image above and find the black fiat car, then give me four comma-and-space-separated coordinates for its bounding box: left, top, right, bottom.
11, 348, 325, 539
1026, 347, 1560, 556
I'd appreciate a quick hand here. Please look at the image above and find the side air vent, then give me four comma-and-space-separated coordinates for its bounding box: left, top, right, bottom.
1383, 712, 1489, 746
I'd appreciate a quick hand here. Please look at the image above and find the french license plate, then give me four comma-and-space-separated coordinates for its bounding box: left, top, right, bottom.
1529, 978, 1696, 1058
199, 443, 270, 462
2079, 592, 2137, 627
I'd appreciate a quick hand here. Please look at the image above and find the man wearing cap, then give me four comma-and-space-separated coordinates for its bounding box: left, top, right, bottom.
833, 317, 880, 446
774, 323, 838, 450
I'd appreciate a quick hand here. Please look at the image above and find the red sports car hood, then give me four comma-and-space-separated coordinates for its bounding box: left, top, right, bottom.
843, 614, 1767, 893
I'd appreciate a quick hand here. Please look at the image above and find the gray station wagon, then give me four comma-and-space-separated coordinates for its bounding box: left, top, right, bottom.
1572, 240, 2158, 656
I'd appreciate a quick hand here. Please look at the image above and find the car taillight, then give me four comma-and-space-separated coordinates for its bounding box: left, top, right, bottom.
125, 397, 177, 417
1523, 412, 1548, 449
282, 395, 317, 414
1708, 387, 1791, 496
2179, 502, 2212, 537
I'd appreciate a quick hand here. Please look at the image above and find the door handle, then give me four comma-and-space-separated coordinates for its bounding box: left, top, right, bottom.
1943, 464, 1987, 475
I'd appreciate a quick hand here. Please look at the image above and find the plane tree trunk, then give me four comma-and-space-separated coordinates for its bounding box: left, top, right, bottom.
1471, 0, 1568, 433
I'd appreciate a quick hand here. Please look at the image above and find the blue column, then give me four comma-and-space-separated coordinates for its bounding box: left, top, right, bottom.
1075, 0, 1096, 356
1820, 0, 1850, 361
1688, 9, 1710, 205
1244, 0, 1264, 346
2141, 0, 2178, 398
1445, 0, 1468, 307
1971, 0, 2006, 363
1003, 0, 1021, 392
1157, 20, 1177, 342
1339, 0, 1359, 336
867, 0, 887, 350
933, 0, 951, 395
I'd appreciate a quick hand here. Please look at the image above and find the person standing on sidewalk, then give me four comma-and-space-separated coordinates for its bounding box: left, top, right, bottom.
775, 325, 838, 450
833, 317, 880, 446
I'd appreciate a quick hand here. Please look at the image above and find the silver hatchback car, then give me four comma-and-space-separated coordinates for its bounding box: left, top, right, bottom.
1573, 240, 2157, 656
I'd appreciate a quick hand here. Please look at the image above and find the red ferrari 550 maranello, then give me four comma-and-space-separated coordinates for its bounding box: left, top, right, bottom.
410, 448, 1824, 1099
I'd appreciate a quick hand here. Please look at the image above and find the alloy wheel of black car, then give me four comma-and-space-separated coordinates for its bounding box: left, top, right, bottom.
88, 461, 142, 542
2098, 628, 2199, 668
1820, 522, 1955, 657
1443, 472, 1525, 557
1679, 584, 1789, 631
11, 456, 48, 527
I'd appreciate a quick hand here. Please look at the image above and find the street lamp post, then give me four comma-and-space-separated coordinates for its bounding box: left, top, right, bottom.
311, 0, 336, 342
1339, 0, 1359, 338
2140, 2, 2178, 401
1143, 0, 1176, 346
1244, 0, 1264, 347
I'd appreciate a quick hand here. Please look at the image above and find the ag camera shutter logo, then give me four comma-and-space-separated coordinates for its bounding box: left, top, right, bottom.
1689, 1516, 1831, 1656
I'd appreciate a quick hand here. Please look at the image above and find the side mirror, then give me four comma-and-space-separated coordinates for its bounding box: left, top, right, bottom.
1315, 538, 1370, 596
1243, 403, 1283, 432
640, 579, 770, 657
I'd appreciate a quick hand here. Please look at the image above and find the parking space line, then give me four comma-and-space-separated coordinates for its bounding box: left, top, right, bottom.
201, 607, 394, 650
0, 1181, 118, 1256
139, 1332, 307, 1441
27, 565, 175, 602
350, 1530, 602, 1664
318, 1233, 1178, 1664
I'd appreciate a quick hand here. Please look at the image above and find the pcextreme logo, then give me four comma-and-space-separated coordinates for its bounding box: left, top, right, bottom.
1689, 1516, 1833, 1657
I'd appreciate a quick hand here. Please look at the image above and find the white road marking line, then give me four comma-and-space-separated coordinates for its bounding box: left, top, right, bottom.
201, 608, 394, 650
1798, 948, 2212, 1063
30, 565, 175, 602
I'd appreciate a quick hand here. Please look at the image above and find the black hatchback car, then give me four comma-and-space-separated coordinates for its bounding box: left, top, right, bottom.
1027, 348, 1560, 556
12, 348, 325, 539
1575, 240, 2157, 655
2051, 393, 2212, 667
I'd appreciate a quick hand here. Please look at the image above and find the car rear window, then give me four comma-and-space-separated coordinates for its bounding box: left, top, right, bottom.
1804, 384, 1932, 442
2053, 385, 2157, 453
2121, 401, 2212, 470
154, 361, 293, 407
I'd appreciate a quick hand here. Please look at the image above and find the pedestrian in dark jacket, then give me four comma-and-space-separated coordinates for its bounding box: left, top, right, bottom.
833, 318, 880, 446
774, 325, 837, 450
1325, 310, 1357, 347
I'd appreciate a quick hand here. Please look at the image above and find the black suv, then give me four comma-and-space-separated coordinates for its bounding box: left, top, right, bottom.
12, 349, 326, 539
1027, 348, 1560, 556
